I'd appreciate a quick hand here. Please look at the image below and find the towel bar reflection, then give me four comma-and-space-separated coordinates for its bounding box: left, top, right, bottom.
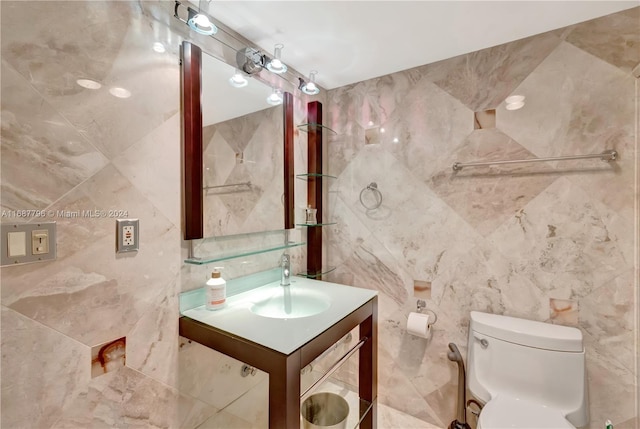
204, 181, 252, 190
452, 150, 617, 172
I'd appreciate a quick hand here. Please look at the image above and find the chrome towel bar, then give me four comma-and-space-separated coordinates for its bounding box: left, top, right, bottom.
452, 150, 617, 172
300, 337, 367, 402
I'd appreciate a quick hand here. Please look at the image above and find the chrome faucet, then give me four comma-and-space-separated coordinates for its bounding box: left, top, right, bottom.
280, 253, 291, 286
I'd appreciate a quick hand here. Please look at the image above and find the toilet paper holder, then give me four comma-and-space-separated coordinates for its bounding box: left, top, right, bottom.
416, 299, 438, 326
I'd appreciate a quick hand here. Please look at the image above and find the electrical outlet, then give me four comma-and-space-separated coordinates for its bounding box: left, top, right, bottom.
122, 226, 134, 246
31, 229, 49, 255
116, 219, 139, 253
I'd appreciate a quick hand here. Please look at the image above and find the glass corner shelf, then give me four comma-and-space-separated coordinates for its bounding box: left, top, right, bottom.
296, 222, 337, 227
297, 123, 338, 135
184, 241, 304, 265
297, 266, 336, 278
296, 173, 337, 180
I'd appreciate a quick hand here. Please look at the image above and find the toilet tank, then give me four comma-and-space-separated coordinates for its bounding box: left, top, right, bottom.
467, 311, 589, 427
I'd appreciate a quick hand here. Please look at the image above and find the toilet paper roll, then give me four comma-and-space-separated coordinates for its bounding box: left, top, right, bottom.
407, 312, 431, 339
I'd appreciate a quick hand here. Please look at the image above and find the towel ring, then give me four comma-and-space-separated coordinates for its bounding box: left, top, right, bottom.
359, 182, 382, 210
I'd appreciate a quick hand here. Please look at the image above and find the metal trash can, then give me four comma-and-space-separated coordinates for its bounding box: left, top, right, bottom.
301, 392, 349, 429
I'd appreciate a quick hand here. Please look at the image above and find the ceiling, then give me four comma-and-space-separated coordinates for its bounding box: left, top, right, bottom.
203, 1, 637, 90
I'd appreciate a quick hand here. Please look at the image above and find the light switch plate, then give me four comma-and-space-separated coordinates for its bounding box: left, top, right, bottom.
116, 219, 139, 253
1, 222, 56, 266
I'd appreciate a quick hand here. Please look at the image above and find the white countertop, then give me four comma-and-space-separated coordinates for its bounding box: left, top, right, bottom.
181, 276, 377, 355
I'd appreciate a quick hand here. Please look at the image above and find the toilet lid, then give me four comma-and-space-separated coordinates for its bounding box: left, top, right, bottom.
478, 396, 575, 429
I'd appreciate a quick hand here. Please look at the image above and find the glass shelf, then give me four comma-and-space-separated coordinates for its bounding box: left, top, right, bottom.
184, 241, 304, 265
297, 266, 336, 278
296, 222, 337, 227
297, 123, 338, 135
296, 173, 337, 180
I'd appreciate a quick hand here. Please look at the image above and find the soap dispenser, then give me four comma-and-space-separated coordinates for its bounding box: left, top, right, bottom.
206, 269, 226, 310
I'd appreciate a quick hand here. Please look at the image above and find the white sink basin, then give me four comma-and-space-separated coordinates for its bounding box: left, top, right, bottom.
181, 273, 377, 354
250, 287, 330, 319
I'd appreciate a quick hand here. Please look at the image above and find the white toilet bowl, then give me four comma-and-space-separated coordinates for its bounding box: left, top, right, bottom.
477, 396, 575, 429
467, 311, 589, 429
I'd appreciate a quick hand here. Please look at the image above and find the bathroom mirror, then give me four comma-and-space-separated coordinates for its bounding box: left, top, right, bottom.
182, 41, 294, 239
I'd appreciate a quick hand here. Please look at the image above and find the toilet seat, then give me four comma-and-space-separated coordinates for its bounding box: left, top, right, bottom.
477, 396, 575, 429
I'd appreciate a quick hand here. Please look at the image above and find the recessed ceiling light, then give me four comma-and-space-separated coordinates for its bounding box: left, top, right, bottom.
505, 101, 525, 111
505, 95, 525, 104
153, 42, 166, 53
393, 137, 399, 143
109, 87, 131, 98
505, 94, 525, 110
76, 79, 101, 90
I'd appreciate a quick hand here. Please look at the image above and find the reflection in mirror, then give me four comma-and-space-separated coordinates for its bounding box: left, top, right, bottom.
181, 41, 293, 240
201, 51, 284, 237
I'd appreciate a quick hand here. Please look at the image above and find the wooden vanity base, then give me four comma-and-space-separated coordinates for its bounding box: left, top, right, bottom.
179, 296, 378, 428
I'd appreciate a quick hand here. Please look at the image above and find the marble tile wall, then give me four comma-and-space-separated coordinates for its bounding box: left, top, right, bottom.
1, 2, 638, 429
325, 8, 639, 429
202, 105, 284, 237
0, 1, 308, 428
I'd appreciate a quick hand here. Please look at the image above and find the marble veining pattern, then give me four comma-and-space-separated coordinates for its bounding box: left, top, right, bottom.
326, 8, 638, 428
0, 3, 637, 429
1, 1, 180, 160
1, 2, 297, 427
565, 6, 640, 76
496, 40, 636, 223
1, 307, 90, 429
417, 31, 562, 111
1, 62, 108, 212
427, 128, 559, 236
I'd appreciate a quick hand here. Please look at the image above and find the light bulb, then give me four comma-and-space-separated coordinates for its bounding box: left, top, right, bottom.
301, 70, 320, 95
188, 12, 217, 35
153, 42, 165, 53
194, 14, 209, 26
229, 70, 248, 88
266, 88, 283, 106
266, 44, 287, 74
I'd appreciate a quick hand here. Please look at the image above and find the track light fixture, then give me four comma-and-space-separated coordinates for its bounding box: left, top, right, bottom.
266, 44, 288, 74
174, 1, 217, 36
299, 70, 320, 95
236, 47, 264, 75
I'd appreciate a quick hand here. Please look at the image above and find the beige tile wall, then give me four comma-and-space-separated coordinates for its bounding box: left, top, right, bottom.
325, 7, 639, 428
1, 1, 638, 428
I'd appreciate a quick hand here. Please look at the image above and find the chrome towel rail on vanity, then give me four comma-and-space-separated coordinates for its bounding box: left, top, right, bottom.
300, 337, 368, 402
451, 149, 617, 172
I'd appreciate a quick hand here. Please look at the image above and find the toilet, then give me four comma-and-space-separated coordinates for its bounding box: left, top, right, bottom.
467, 311, 589, 429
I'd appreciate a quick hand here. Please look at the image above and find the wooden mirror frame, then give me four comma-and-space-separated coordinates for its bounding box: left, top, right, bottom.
181, 41, 294, 240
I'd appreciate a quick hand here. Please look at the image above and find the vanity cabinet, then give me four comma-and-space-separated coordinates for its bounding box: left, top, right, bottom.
179, 292, 377, 429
